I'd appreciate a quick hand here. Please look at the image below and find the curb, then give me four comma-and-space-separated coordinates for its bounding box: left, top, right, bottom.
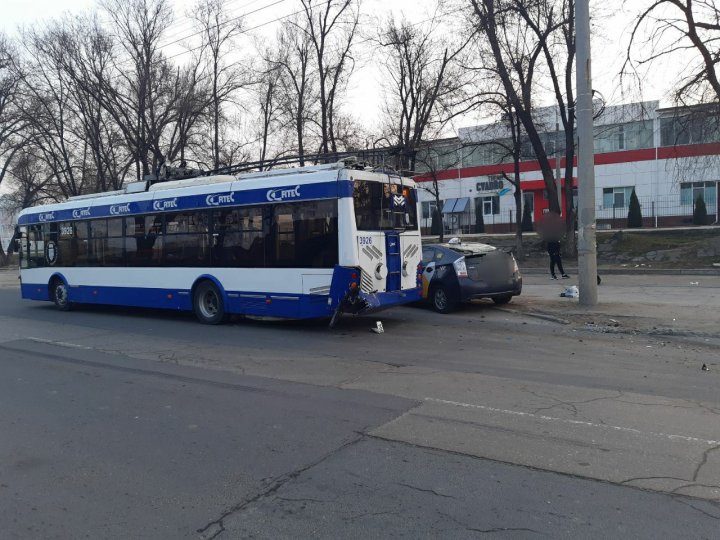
520, 267, 720, 276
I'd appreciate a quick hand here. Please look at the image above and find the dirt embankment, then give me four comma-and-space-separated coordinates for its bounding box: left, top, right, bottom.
429, 227, 720, 269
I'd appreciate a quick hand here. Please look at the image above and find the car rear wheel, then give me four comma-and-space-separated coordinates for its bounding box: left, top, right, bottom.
492, 294, 512, 305
193, 281, 227, 325
431, 285, 456, 314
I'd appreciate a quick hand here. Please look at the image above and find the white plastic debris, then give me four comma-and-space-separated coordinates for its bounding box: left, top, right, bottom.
690, 281, 699, 286
370, 321, 385, 334
560, 285, 579, 298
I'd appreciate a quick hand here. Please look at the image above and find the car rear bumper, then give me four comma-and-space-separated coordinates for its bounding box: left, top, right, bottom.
458, 275, 522, 301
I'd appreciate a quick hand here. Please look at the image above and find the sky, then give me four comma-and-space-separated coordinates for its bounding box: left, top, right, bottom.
0, 0, 679, 122
0, 0, 683, 201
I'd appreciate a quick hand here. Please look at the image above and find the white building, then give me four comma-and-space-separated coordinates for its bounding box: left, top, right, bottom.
414, 101, 720, 234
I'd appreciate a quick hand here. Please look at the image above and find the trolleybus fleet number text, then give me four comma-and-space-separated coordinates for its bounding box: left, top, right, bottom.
359, 236, 374, 246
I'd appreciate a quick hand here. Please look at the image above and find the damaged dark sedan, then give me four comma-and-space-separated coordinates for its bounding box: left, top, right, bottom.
421, 239, 522, 313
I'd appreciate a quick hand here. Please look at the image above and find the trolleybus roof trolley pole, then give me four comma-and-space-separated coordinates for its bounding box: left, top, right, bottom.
16, 153, 424, 327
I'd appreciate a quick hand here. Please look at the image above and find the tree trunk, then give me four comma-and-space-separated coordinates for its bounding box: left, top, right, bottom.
513, 162, 524, 260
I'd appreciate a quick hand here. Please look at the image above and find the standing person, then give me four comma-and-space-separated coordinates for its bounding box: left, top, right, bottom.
538, 212, 570, 280
547, 239, 569, 280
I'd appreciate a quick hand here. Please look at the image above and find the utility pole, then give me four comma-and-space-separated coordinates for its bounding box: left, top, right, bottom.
575, 0, 598, 305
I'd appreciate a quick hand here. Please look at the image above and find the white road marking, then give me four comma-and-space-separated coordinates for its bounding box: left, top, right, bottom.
28, 337, 96, 350
424, 397, 720, 447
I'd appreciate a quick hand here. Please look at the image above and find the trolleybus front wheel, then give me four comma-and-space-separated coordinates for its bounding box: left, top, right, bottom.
50, 277, 72, 311
193, 280, 227, 325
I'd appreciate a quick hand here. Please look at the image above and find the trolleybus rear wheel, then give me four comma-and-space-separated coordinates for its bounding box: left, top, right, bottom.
193, 281, 227, 325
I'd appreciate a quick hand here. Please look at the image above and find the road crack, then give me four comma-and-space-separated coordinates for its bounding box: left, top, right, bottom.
396, 482, 455, 499
196, 434, 364, 539
693, 444, 720, 482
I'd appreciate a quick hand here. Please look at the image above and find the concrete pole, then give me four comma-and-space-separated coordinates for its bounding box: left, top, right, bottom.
576, 0, 598, 305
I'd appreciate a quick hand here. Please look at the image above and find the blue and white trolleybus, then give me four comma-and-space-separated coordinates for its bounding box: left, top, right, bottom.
16, 159, 423, 324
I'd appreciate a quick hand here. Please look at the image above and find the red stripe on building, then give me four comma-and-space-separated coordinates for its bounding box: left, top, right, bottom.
413, 142, 720, 182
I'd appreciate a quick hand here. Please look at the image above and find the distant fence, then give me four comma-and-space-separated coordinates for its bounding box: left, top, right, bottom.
422, 193, 719, 235
596, 194, 719, 229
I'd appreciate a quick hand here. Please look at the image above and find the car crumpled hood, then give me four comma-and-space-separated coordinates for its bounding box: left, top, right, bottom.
439, 242, 497, 256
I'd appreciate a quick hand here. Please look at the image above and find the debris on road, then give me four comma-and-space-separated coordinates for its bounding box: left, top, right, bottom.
371, 321, 385, 334
702, 363, 710, 371
560, 286, 579, 298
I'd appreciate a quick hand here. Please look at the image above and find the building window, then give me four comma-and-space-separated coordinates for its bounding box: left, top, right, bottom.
602, 187, 634, 209
680, 182, 717, 208
595, 121, 653, 153
481, 195, 500, 215
661, 114, 720, 147
421, 201, 440, 220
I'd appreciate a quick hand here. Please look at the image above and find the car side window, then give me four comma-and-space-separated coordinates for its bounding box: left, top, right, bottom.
422, 247, 435, 264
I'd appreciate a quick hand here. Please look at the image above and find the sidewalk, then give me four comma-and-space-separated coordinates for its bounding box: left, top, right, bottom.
510, 273, 720, 339
521, 265, 720, 276
0, 268, 19, 288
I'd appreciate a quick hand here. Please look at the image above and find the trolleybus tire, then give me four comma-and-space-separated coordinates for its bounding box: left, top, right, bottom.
50, 277, 72, 311
193, 281, 227, 325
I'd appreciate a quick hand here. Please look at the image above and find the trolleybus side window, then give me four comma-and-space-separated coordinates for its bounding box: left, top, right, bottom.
105, 218, 125, 266
89, 219, 123, 267
212, 206, 265, 267
271, 200, 338, 268
126, 214, 163, 266
164, 210, 210, 266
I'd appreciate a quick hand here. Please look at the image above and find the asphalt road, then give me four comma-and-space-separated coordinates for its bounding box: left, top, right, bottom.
1, 278, 719, 538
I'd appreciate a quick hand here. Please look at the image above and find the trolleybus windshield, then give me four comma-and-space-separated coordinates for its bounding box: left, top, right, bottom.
353, 180, 418, 231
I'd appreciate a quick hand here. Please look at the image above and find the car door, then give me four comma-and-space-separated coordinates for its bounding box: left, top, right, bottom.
421, 247, 437, 299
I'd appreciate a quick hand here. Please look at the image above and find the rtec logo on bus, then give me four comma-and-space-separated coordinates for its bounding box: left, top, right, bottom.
38, 212, 55, 222
72, 208, 91, 219
206, 193, 235, 206
110, 203, 132, 215
152, 198, 178, 211
266, 185, 301, 202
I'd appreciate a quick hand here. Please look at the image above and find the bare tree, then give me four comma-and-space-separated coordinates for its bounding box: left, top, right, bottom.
44, 17, 135, 192
300, 0, 359, 154
469, 0, 564, 214
99, 0, 177, 179
13, 27, 90, 199
625, 0, 720, 106
267, 18, 316, 165
192, 0, 245, 170
469, 0, 582, 255
165, 63, 211, 166
254, 57, 283, 167
378, 15, 476, 172
414, 142, 465, 242
0, 34, 25, 192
